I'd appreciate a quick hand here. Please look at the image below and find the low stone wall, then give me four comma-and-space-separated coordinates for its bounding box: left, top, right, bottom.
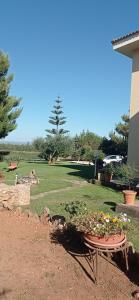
0, 183, 30, 206
116, 202, 139, 219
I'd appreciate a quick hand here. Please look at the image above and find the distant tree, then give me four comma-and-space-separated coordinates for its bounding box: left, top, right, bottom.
32, 137, 45, 151
115, 114, 129, 140
100, 113, 129, 156
0, 142, 35, 152
75, 130, 102, 149
40, 135, 74, 163
0, 51, 22, 139
46, 96, 69, 136
73, 130, 102, 161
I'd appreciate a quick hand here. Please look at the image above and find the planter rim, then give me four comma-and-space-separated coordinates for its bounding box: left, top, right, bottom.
123, 190, 137, 194
84, 233, 126, 248
85, 233, 124, 238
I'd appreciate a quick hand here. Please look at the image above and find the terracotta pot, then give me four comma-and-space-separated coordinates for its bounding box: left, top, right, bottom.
84, 232, 125, 246
104, 173, 112, 183
123, 190, 137, 205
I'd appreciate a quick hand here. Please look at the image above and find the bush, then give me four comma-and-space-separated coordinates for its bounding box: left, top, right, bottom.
113, 164, 138, 189
64, 201, 87, 218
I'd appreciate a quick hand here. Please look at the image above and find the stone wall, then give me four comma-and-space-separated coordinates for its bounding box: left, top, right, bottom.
0, 183, 30, 206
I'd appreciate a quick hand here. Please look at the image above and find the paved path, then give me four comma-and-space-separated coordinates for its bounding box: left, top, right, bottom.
31, 180, 88, 200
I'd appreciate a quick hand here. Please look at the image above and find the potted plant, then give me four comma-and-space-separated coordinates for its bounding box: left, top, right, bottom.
113, 164, 138, 205
71, 211, 130, 246
101, 163, 114, 184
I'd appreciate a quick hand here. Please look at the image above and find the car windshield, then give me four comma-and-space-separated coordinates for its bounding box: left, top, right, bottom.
106, 155, 116, 159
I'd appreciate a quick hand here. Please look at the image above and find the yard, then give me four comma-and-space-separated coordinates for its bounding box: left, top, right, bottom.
1, 160, 139, 251
0, 160, 139, 299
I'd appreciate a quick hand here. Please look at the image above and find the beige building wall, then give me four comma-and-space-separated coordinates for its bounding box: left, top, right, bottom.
128, 50, 139, 168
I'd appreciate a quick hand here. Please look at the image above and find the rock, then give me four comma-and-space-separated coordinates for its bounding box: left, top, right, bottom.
32, 213, 40, 223
24, 209, 34, 218
17, 170, 39, 185
132, 290, 139, 299
40, 207, 51, 225
0, 183, 30, 206
40, 214, 50, 225
15, 206, 22, 216
2, 201, 13, 211
43, 207, 50, 215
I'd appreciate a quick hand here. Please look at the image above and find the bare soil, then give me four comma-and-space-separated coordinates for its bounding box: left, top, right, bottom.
0, 211, 138, 300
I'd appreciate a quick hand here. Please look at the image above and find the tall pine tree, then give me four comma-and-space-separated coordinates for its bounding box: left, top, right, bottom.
115, 114, 129, 140
0, 51, 22, 138
46, 96, 69, 135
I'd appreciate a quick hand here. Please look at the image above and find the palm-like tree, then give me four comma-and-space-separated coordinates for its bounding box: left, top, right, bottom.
46, 96, 69, 135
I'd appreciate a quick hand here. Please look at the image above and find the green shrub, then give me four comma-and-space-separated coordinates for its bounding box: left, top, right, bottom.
64, 201, 87, 218
113, 164, 138, 189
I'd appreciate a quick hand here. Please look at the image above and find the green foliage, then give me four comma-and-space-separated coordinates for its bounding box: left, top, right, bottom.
100, 113, 129, 156
75, 130, 102, 150
5, 150, 40, 162
113, 164, 137, 189
0, 51, 22, 138
115, 114, 129, 140
73, 130, 103, 161
64, 201, 87, 218
32, 137, 45, 151
0, 150, 10, 161
102, 163, 115, 175
40, 135, 74, 162
46, 96, 69, 135
0, 142, 37, 152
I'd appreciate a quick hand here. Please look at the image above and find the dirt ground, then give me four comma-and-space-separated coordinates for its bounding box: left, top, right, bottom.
0, 211, 138, 300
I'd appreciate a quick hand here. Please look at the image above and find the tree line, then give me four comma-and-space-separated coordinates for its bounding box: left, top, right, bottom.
32, 98, 129, 163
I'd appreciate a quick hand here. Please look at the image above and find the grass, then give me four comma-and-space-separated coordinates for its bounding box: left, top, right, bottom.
1, 160, 139, 251
30, 184, 123, 215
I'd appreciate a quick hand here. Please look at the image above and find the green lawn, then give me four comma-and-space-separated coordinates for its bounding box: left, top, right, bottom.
1, 160, 139, 251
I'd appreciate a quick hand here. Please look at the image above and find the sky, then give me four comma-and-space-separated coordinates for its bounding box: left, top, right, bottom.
0, 0, 139, 143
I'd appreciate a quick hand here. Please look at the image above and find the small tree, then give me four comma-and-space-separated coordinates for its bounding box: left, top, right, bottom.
0, 51, 22, 138
40, 135, 74, 163
73, 131, 103, 161
46, 96, 69, 136
113, 164, 137, 190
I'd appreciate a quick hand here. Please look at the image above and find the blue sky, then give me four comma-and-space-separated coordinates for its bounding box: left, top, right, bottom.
0, 0, 139, 142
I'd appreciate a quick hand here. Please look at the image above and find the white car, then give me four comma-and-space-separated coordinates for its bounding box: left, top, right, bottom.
103, 155, 123, 166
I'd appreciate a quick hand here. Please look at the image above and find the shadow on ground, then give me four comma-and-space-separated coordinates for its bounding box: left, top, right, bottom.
0, 288, 12, 298
104, 201, 116, 211
50, 227, 139, 287
53, 163, 94, 181
50, 226, 96, 283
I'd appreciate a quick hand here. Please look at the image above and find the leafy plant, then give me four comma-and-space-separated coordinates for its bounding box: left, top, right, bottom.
71, 211, 131, 237
102, 163, 115, 175
64, 201, 87, 218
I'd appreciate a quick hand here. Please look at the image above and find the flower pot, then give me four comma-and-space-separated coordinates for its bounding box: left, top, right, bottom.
123, 190, 137, 205
104, 173, 112, 183
84, 232, 125, 246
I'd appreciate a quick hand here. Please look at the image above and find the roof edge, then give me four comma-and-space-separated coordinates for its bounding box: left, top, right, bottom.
111, 30, 139, 45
